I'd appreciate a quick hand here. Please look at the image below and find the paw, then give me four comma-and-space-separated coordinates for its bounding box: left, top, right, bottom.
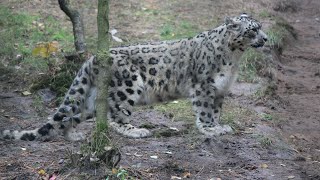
110, 122, 152, 138
200, 125, 233, 136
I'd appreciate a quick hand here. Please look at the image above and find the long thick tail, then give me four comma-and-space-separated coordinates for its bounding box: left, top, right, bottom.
2, 56, 98, 141
2, 122, 55, 141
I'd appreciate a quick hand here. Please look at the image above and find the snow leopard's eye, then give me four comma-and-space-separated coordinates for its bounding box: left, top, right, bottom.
247, 30, 256, 38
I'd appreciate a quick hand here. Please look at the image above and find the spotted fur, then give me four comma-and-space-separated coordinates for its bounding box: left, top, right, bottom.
2, 14, 267, 141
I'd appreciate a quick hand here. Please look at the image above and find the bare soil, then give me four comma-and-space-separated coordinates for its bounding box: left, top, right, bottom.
1, 0, 320, 179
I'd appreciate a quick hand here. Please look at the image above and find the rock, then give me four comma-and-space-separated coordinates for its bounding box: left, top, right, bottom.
37, 88, 56, 103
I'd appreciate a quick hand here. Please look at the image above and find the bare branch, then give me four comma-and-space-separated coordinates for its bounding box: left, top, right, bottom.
58, 0, 86, 53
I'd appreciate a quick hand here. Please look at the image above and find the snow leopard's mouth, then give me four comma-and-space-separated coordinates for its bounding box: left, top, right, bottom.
251, 40, 266, 48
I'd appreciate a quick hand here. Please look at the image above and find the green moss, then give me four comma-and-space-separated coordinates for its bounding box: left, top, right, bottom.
258, 10, 272, 19
239, 49, 266, 83
221, 100, 258, 131
0, 6, 35, 58
257, 135, 273, 148
153, 99, 194, 122
159, 21, 199, 40
266, 17, 297, 53
0, 5, 74, 72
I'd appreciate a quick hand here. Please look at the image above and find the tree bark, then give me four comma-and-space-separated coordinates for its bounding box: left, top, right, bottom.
95, 0, 120, 167
95, 0, 112, 128
58, 0, 86, 53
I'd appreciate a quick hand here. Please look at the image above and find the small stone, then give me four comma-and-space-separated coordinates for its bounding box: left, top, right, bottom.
261, 163, 268, 168
104, 146, 112, 151
15, 54, 22, 61
58, 159, 64, 164
150, 155, 158, 159
165, 151, 173, 154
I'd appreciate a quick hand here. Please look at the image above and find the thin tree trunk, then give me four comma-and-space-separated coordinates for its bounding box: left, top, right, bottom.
95, 0, 120, 167
58, 0, 86, 53
96, 0, 111, 130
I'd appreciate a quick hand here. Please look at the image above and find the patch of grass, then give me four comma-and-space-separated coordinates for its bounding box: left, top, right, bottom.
257, 135, 273, 148
221, 100, 258, 130
0, 5, 74, 74
266, 17, 296, 53
273, 0, 299, 12
106, 167, 137, 180
150, 99, 258, 132
115, 168, 129, 180
30, 60, 82, 103
258, 10, 272, 19
266, 28, 286, 49
153, 99, 194, 122
159, 21, 199, 40
260, 113, 273, 121
135, 8, 160, 17
238, 49, 266, 83
79, 118, 110, 160
253, 82, 277, 100
0, 6, 34, 58
32, 94, 47, 117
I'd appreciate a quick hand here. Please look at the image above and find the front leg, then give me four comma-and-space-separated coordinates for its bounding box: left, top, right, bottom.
191, 86, 232, 136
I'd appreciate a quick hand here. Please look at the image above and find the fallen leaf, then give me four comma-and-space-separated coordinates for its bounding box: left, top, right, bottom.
171, 176, 182, 179
22, 91, 32, 96
183, 172, 191, 178
38, 169, 46, 176
169, 127, 179, 131
112, 168, 118, 174
288, 175, 295, 179
90, 157, 99, 162
134, 152, 143, 157
110, 29, 123, 42
32, 41, 59, 58
261, 163, 268, 169
111, 35, 123, 43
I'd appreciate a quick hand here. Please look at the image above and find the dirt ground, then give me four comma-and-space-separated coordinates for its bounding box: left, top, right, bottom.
1, 0, 320, 179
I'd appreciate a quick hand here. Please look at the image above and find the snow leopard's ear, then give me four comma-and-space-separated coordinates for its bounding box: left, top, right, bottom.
240, 13, 250, 18
225, 17, 240, 31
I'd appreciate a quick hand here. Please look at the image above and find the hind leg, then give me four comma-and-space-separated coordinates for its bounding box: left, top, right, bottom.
108, 70, 151, 138
49, 56, 99, 140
